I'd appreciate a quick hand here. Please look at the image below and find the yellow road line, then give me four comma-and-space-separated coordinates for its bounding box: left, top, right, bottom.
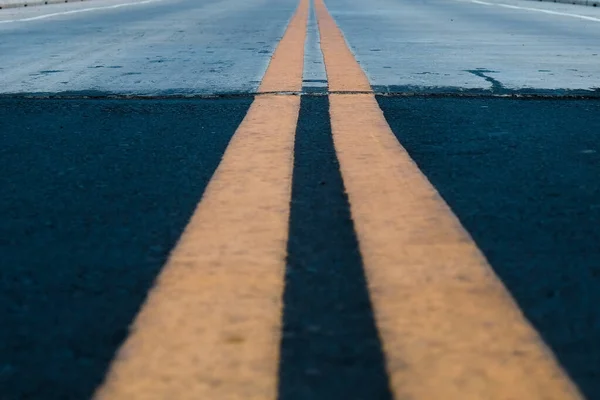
313, 0, 370, 93
93, 1, 308, 399
314, 0, 583, 398
259, 0, 308, 93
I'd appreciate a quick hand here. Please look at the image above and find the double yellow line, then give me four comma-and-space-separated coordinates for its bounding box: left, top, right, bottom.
94, 0, 582, 398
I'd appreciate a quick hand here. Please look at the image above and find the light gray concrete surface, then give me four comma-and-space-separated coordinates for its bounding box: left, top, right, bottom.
532, 0, 599, 7
303, 0, 327, 91
2, 0, 599, 95
0, 0, 87, 10
325, 0, 600, 93
0, 0, 297, 95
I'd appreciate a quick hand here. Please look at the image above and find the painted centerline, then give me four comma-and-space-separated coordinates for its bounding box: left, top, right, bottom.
278, 96, 392, 400
258, 0, 308, 94
377, 96, 600, 399
315, 0, 583, 398
93, 0, 308, 398
94, 96, 299, 400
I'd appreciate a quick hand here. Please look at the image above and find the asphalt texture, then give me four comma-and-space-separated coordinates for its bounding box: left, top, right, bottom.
278, 96, 392, 400
0, 98, 252, 400
377, 96, 600, 399
3, 95, 600, 399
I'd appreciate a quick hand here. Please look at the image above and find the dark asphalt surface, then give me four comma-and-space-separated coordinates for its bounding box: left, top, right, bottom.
279, 97, 392, 400
378, 96, 600, 399
0, 98, 251, 399
2, 96, 600, 399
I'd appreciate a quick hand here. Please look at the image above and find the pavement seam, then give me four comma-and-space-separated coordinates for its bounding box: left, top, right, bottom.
3, 91, 600, 100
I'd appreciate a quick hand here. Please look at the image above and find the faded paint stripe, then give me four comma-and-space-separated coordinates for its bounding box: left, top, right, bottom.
312, 0, 370, 93
259, 0, 309, 93
93, 0, 308, 398
315, 0, 583, 398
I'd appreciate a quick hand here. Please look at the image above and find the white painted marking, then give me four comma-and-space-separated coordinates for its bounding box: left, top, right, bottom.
0, 0, 163, 24
467, 0, 600, 22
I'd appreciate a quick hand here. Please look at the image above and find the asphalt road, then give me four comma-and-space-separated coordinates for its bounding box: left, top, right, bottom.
1, 0, 600, 399
378, 97, 600, 398
0, 98, 252, 399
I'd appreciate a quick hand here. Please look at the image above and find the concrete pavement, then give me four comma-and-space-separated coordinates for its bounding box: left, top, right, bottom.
0, 0, 88, 10
532, 0, 599, 7
324, 0, 600, 93
0, 0, 298, 95
2, 0, 600, 96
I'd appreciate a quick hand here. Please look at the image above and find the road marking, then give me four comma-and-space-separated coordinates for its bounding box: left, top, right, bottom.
312, 0, 370, 93
93, 1, 307, 399
258, 0, 308, 93
0, 0, 163, 24
314, 0, 584, 398
467, 0, 600, 22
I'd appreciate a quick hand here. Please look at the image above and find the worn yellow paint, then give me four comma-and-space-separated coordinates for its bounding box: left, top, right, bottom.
315, 0, 583, 398
313, 0, 370, 93
259, 0, 308, 93
93, 0, 308, 399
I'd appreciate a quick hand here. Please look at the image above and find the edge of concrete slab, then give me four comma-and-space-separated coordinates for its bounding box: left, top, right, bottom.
0, 0, 88, 9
